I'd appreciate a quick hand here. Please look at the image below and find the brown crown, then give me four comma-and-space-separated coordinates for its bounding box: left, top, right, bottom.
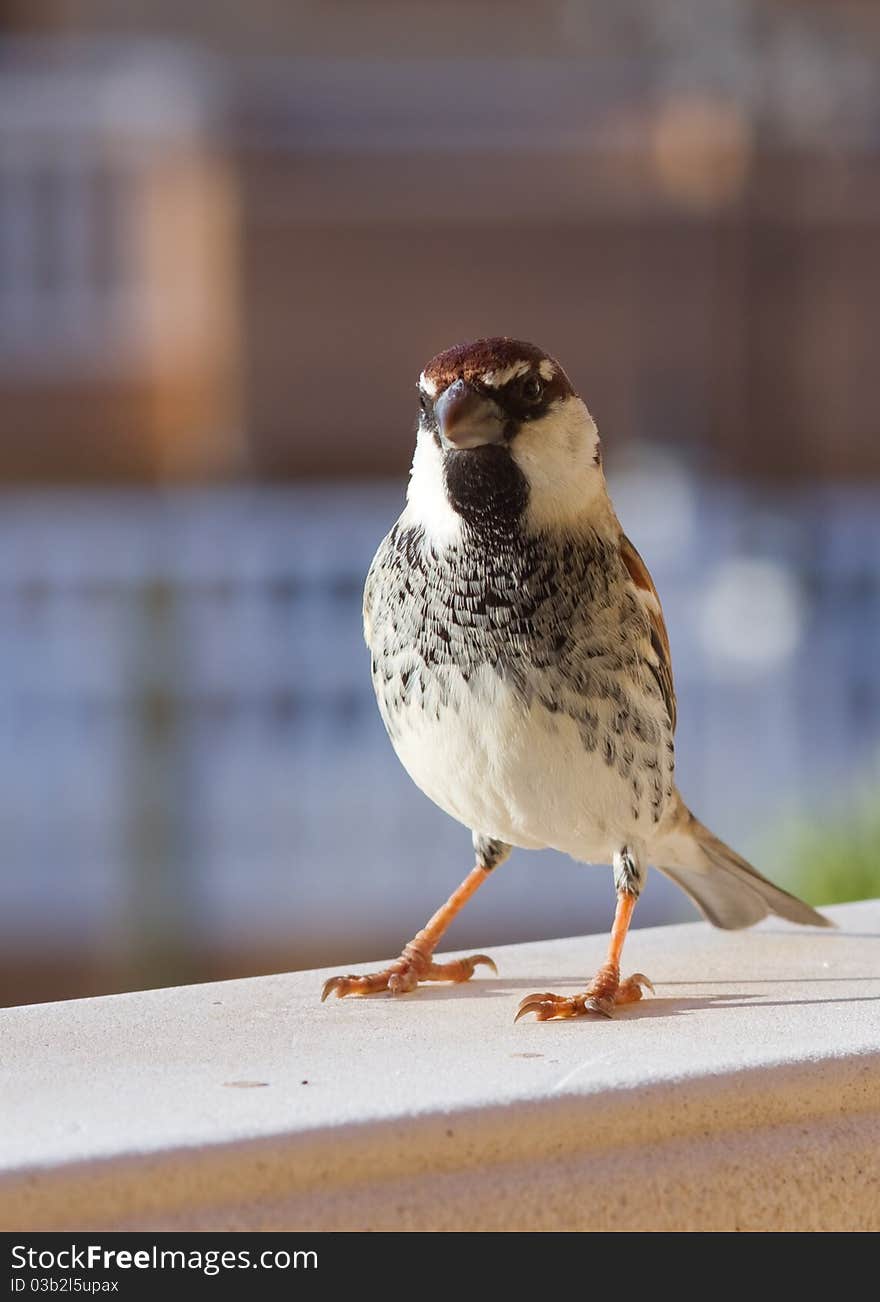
421, 337, 575, 398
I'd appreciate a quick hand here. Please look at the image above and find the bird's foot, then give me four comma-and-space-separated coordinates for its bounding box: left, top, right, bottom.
321, 941, 496, 1001
515, 964, 654, 1022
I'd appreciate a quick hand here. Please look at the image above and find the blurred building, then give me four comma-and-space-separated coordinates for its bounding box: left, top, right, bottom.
0, 43, 241, 480
1, 2, 880, 481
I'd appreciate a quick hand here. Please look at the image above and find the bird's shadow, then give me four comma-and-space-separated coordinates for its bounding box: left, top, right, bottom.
760, 927, 880, 940
610, 991, 880, 1019
383, 972, 880, 1019
321, 920, 880, 1020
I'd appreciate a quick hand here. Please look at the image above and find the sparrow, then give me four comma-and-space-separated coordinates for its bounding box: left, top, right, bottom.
322, 337, 829, 1021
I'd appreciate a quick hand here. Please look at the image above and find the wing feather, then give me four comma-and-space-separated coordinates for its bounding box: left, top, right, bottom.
619, 533, 677, 732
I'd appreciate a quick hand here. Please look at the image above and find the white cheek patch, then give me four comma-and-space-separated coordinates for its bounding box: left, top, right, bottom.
402, 425, 463, 547
419, 371, 439, 398
511, 396, 610, 531
538, 359, 556, 381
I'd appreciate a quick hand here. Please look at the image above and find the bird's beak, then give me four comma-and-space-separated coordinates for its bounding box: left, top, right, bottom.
435, 379, 505, 450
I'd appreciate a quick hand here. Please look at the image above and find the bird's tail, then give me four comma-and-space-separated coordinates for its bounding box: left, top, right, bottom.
654, 797, 831, 930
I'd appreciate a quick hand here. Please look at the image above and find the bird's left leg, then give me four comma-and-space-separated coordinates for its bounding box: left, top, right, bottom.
516, 847, 654, 1022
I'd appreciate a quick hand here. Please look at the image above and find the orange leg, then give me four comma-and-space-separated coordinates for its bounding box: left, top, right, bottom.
516, 890, 653, 1022
321, 864, 496, 1001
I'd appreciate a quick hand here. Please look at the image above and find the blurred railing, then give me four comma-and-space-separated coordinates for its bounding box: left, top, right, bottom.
1, 479, 878, 1001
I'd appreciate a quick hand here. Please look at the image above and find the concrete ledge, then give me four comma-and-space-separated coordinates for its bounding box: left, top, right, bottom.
2, 900, 879, 1231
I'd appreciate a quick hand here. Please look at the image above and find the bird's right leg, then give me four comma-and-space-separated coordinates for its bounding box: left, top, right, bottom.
321, 837, 508, 1001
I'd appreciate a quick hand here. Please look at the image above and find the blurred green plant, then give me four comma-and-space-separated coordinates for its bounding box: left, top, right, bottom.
775, 792, 880, 907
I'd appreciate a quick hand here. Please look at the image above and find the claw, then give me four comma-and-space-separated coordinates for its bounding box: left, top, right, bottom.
320, 976, 349, 1002
583, 995, 614, 1018
514, 994, 557, 1023
629, 973, 655, 994
470, 954, 498, 976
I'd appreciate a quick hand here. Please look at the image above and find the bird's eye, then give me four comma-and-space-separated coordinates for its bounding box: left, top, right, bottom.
522, 376, 543, 403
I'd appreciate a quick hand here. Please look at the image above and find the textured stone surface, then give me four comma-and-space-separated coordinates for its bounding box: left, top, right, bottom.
2, 900, 879, 1231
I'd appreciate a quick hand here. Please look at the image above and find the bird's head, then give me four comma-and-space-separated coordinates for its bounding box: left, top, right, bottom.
406, 337, 607, 543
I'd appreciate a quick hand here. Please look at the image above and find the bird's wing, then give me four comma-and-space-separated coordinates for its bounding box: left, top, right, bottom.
619, 533, 677, 732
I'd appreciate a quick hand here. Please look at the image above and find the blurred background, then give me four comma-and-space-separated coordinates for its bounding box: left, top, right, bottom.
1, 0, 879, 1007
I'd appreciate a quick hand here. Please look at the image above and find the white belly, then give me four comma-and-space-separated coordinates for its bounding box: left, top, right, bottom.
385, 665, 656, 863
